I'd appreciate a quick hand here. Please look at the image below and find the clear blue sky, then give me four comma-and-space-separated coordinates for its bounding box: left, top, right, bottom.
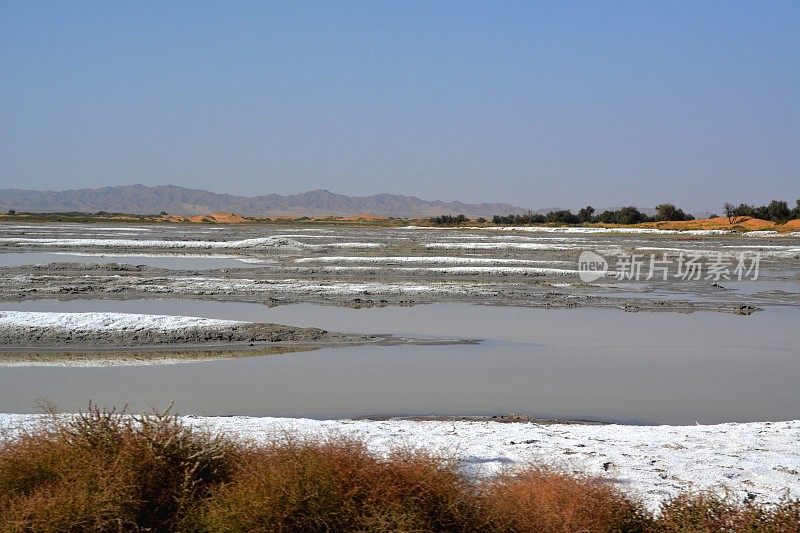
1, 1, 798, 211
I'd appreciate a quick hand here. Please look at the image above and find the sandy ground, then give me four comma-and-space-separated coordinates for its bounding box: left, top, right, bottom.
0, 414, 796, 513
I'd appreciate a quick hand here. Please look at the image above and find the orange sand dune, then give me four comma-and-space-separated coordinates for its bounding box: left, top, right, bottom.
781, 219, 800, 230
148, 212, 799, 230
333, 213, 387, 222
639, 216, 785, 232
161, 212, 249, 224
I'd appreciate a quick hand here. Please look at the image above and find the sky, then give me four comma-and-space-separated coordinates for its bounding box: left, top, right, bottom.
1, 1, 798, 212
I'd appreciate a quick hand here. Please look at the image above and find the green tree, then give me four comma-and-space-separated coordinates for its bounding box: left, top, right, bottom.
545, 210, 579, 224
577, 206, 595, 223
766, 200, 791, 223
723, 202, 736, 223
654, 203, 694, 222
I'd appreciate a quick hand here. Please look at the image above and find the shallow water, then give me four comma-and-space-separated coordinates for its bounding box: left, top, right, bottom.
0, 299, 797, 424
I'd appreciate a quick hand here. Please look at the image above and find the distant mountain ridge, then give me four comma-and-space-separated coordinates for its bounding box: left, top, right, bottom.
0, 185, 530, 219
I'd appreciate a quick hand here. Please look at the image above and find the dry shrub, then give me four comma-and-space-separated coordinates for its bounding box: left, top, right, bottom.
482, 467, 652, 533
196, 437, 494, 532
0, 432, 135, 532
0, 405, 237, 532
655, 492, 800, 532
2, 410, 798, 532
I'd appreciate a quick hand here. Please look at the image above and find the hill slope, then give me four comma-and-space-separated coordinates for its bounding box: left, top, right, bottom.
0, 185, 528, 218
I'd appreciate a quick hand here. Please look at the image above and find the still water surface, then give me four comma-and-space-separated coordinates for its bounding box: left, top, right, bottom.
0, 299, 797, 424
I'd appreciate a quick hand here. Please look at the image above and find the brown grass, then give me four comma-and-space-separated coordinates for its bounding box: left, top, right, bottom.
0, 405, 237, 532
0, 409, 798, 532
655, 492, 800, 532
196, 438, 491, 532
483, 468, 652, 532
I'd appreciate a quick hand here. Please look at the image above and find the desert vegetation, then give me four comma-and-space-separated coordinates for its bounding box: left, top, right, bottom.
4, 197, 800, 228
0, 408, 798, 532
724, 200, 800, 224
487, 199, 800, 227
425, 204, 698, 226
429, 213, 470, 226
492, 211, 546, 225
490, 205, 690, 225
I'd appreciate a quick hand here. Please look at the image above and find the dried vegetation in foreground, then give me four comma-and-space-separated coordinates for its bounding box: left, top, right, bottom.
0, 407, 797, 532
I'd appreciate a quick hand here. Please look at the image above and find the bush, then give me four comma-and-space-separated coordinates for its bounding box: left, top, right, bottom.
0, 405, 237, 532
493, 212, 546, 225
196, 439, 491, 532
2, 410, 799, 532
483, 468, 652, 532
545, 210, 580, 224
596, 206, 652, 225
656, 492, 800, 532
430, 214, 469, 225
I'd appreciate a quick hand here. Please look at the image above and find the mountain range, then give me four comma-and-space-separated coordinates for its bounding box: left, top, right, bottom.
0, 185, 530, 219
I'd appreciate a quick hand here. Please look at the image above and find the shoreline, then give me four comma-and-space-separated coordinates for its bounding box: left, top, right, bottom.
1, 413, 797, 512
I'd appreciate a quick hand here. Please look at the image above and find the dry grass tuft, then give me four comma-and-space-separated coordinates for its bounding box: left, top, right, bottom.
655, 492, 800, 532
196, 438, 492, 532
0, 410, 798, 532
483, 467, 652, 532
0, 404, 237, 532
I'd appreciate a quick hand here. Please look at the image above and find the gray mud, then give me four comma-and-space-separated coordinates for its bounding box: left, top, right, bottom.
0, 321, 351, 348
0, 318, 476, 366
1, 222, 799, 314
0, 345, 314, 366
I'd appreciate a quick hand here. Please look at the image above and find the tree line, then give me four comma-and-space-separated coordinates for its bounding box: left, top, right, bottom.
491, 204, 694, 225
431, 204, 693, 226
429, 199, 800, 226
723, 200, 800, 224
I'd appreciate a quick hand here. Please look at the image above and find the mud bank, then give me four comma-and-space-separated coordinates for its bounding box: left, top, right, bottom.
0, 267, 780, 314
0, 311, 471, 366
0, 311, 338, 347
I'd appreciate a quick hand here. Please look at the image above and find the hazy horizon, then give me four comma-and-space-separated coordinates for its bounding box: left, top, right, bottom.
2, 181, 793, 214
2, 2, 798, 212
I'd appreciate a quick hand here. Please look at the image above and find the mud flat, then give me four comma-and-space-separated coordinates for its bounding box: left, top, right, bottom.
0, 311, 469, 366
1, 221, 798, 314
